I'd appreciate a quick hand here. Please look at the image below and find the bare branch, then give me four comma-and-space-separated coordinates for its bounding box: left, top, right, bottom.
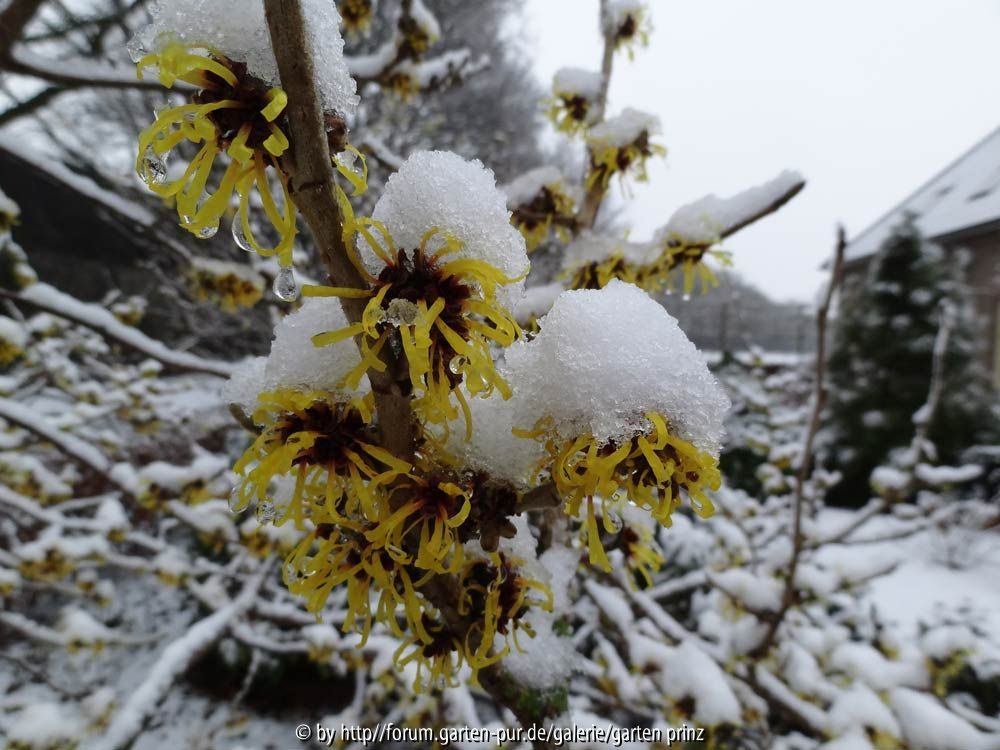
750, 225, 846, 658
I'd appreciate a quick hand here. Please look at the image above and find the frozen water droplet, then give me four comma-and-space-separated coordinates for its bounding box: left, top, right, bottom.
198, 225, 218, 239
127, 37, 145, 63
141, 146, 167, 186
256, 500, 276, 523
228, 487, 244, 512
604, 509, 623, 533
232, 216, 253, 252
448, 356, 465, 375
273, 267, 298, 301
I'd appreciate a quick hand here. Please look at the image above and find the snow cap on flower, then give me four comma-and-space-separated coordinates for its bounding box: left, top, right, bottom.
362, 150, 530, 308
443, 389, 545, 489
223, 298, 367, 411
132, 0, 359, 116
505, 279, 729, 453
561, 231, 655, 273
553, 67, 604, 101
501, 166, 578, 211
587, 107, 660, 149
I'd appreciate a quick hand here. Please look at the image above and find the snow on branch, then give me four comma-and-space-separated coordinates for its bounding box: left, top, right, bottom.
4, 283, 231, 377
93, 561, 271, 750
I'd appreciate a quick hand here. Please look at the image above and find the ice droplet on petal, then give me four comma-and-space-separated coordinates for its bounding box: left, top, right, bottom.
198, 225, 218, 239
256, 500, 276, 523
232, 216, 253, 252
228, 487, 244, 512
273, 266, 299, 301
127, 37, 145, 63
141, 146, 167, 186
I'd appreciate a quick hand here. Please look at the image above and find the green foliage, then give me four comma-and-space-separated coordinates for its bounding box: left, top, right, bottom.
823, 217, 996, 506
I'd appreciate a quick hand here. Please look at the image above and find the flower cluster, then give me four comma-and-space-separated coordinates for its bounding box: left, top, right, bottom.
603, 0, 651, 57
585, 108, 665, 190
547, 67, 604, 135
135, 43, 298, 264
188, 257, 265, 311
502, 167, 579, 252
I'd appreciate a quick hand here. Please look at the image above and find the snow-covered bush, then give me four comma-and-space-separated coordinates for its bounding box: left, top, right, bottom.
1, 2, 998, 750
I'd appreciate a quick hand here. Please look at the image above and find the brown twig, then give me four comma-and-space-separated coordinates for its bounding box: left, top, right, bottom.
575, 0, 615, 232
749, 225, 845, 658
263, 0, 415, 461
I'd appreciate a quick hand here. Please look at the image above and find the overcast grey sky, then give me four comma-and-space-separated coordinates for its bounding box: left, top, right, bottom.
521, 0, 1000, 302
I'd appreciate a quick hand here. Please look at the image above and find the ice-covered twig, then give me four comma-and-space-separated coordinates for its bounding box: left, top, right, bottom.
93, 561, 271, 750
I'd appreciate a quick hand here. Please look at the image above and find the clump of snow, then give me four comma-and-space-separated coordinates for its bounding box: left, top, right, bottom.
222, 356, 267, 413
58, 607, 117, 646
443, 390, 544, 489
223, 298, 370, 411
501, 166, 575, 209
914, 463, 982, 487
95, 497, 129, 536
0, 566, 21, 592
137, 454, 227, 494
0, 185, 20, 219
0, 315, 27, 349
560, 231, 654, 273
827, 684, 901, 739
189, 256, 264, 286
553, 67, 603, 100
889, 687, 995, 750
504, 280, 729, 451
710, 568, 783, 613
603, 0, 646, 34
586, 108, 660, 149
5, 702, 85, 748
514, 282, 563, 324
656, 170, 804, 245
363, 151, 529, 310
264, 297, 368, 397
134, 0, 359, 116
502, 607, 578, 690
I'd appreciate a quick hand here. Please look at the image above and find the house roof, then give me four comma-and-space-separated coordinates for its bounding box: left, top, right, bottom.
845, 125, 1000, 262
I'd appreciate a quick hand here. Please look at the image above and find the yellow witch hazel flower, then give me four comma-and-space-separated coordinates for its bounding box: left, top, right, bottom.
0, 316, 27, 367
586, 108, 665, 190
129, 0, 361, 292
134, 42, 298, 260
231, 388, 406, 527
642, 171, 804, 297
504, 280, 730, 570
339, 0, 377, 38
501, 167, 579, 252
603, 0, 652, 57
305, 150, 530, 430
547, 67, 604, 136
188, 256, 265, 311
559, 231, 655, 291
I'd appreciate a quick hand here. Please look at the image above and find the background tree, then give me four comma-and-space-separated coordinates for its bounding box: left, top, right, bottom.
822, 216, 997, 506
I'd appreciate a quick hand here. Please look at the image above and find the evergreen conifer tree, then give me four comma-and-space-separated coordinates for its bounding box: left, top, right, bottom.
823, 216, 996, 506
